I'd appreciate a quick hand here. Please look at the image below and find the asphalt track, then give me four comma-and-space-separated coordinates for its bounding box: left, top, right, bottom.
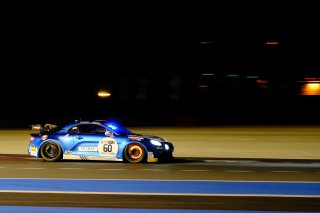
0, 126, 319, 211
1, 207, 316, 213
0, 156, 320, 211
0, 156, 320, 181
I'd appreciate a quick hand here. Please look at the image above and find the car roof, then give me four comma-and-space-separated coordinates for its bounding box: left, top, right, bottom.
58, 120, 133, 136
62, 121, 104, 129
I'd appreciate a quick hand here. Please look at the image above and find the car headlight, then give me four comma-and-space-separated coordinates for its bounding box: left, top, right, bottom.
150, 139, 162, 146
164, 144, 169, 150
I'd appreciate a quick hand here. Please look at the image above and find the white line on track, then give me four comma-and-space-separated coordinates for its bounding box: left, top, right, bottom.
0, 167, 6, 169
17, 168, 44, 170
0, 178, 319, 183
0, 190, 319, 198
204, 160, 237, 163
270, 171, 302, 173
140, 169, 167, 171
58, 168, 85, 170
99, 169, 127, 171
180, 170, 210, 172
225, 170, 255, 173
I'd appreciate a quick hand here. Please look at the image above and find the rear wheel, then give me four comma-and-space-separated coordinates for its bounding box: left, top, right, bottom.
123, 143, 146, 163
40, 141, 62, 162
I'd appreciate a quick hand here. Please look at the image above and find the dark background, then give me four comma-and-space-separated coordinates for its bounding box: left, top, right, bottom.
1, 3, 319, 127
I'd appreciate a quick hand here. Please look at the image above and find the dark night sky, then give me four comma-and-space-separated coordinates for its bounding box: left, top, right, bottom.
1, 3, 319, 126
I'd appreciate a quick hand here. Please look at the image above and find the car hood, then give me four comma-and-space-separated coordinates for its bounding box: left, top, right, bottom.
128, 134, 167, 142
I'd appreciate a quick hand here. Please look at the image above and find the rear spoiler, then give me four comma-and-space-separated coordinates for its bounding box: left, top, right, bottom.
31, 124, 57, 132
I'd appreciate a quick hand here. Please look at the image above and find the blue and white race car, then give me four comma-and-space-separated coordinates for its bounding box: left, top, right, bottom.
28, 120, 174, 163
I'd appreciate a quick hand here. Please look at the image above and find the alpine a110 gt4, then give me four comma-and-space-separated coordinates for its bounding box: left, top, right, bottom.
28, 120, 174, 163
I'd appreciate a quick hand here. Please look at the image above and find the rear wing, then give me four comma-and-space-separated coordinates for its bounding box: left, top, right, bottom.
31, 124, 58, 132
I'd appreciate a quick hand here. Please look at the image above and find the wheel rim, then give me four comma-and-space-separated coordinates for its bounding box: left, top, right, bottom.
128, 145, 143, 160
44, 143, 58, 158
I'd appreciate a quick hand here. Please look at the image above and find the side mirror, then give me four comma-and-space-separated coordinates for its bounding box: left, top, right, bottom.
105, 130, 113, 137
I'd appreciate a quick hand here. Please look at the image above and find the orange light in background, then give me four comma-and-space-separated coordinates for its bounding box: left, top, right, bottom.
265, 41, 279, 45
200, 41, 211, 45
301, 83, 320, 95
256, 79, 269, 89
97, 90, 111, 98
256, 80, 269, 84
198, 85, 208, 88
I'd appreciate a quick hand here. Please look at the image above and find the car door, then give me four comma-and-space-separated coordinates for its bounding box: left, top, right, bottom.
71, 124, 119, 158
70, 124, 105, 156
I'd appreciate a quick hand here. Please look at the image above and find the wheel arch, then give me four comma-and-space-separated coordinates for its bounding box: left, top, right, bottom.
122, 142, 148, 162
38, 140, 64, 158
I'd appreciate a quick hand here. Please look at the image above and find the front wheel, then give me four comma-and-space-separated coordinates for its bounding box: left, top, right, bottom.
40, 141, 62, 162
123, 143, 146, 163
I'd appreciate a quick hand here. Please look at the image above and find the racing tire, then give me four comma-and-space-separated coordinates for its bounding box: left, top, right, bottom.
40, 141, 62, 162
123, 143, 146, 163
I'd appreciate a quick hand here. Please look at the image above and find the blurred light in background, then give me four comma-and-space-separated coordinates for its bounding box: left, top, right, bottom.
198, 85, 208, 88
97, 90, 111, 98
199, 41, 211, 45
247, 75, 259, 79
202, 73, 214, 76
256, 80, 269, 84
265, 41, 279, 45
256, 79, 269, 88
301, 83, 320, 95
304, 77, 317, 80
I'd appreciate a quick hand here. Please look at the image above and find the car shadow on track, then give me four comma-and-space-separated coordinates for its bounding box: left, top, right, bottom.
165, 157, 205, 164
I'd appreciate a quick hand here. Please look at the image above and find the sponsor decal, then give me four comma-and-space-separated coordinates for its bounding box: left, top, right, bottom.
148, 152, 154, 158
64, 150, 72, 155
147, 152, 158, 162
147, 158, 158, 162
128, 135, 144, 141
98, 137, 118, 156
29, 144, 37, 156
30, 145, 37, 152
59, 134, 72, 141
78, 147, 98, 152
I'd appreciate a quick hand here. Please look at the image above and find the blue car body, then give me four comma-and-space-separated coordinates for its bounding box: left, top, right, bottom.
28, 121, 174, 163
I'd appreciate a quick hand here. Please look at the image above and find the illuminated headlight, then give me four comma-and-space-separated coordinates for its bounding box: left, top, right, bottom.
164, 144, 169, 150
150, 140, 162, 146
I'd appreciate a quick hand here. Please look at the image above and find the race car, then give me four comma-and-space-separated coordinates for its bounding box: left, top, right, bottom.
28, 120, 174, 163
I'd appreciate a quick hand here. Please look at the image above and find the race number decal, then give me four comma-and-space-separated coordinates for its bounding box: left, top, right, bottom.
98, 137, 118, 156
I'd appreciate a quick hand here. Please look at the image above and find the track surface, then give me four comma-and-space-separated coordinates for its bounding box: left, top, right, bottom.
0, 156, 320, 211
0, 156, 320, 181
0, 126, 319, 211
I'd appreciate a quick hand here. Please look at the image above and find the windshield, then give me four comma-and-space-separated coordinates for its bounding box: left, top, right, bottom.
104, 122, 133, 135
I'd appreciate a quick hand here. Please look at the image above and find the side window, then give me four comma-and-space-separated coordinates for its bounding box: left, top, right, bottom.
78, 124, 94, 134
92, 125, 106, 134
69, 124, 106, 134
